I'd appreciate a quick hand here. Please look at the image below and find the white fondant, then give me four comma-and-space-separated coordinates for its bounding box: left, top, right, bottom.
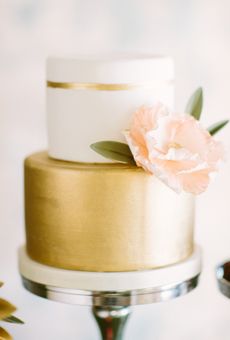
47, 55, 174, 162
19, 246, 201, 292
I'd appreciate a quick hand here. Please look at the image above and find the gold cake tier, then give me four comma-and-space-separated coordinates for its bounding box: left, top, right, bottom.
24, 152, 195, 272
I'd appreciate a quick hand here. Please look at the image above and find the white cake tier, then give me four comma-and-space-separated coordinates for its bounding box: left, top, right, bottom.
47, 55, 174, 162
18, 246, 201, 292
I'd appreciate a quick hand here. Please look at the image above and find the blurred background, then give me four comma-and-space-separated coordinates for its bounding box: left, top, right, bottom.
0, 0, 230, 339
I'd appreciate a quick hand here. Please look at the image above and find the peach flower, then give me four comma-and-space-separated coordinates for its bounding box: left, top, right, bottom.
124, 104, 224, 194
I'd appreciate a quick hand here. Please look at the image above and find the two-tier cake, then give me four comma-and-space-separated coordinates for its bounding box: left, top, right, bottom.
22, 55, 197, 273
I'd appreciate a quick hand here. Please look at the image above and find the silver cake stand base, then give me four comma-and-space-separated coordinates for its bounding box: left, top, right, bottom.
19, 247, 201, 340
21, 275, 199, 340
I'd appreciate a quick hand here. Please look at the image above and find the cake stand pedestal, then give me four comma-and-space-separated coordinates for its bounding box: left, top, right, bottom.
19, 246, 201, 340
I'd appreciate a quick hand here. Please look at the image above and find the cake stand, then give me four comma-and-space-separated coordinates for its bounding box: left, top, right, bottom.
19, 246, 201, 340
216, 260, 230, 298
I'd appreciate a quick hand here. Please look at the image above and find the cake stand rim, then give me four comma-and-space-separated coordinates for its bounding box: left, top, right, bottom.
21, 274, 200, 307
216, 260, 230, 299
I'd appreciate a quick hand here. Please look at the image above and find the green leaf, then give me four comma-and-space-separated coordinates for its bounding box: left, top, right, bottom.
90, 141, 136, 165
207, 119, 229, 136
185, 87, 203, 120
3, 315, 24, 324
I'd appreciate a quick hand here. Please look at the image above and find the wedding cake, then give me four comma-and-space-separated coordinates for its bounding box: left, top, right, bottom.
22, 55, 198, 273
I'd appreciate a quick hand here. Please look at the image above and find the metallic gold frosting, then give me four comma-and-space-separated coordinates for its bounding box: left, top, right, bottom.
24, 152, 195, 272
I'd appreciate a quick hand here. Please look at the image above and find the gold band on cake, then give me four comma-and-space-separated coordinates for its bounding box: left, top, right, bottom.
24, 152, 194, 272
47, 80, 173, 91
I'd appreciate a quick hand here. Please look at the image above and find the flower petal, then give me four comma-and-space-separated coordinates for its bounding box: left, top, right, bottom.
179, 168, 213, 194
125, 103, 224, 194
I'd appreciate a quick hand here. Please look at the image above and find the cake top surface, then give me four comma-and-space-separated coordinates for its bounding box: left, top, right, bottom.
25, 151, 143, 172
47, 54, 174, 83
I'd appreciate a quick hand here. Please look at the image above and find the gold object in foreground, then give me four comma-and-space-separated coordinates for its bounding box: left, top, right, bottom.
0, 299, 16, 322
0, 282, 23, 340
0, 327, 12, 340
24, 152, 195, 272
